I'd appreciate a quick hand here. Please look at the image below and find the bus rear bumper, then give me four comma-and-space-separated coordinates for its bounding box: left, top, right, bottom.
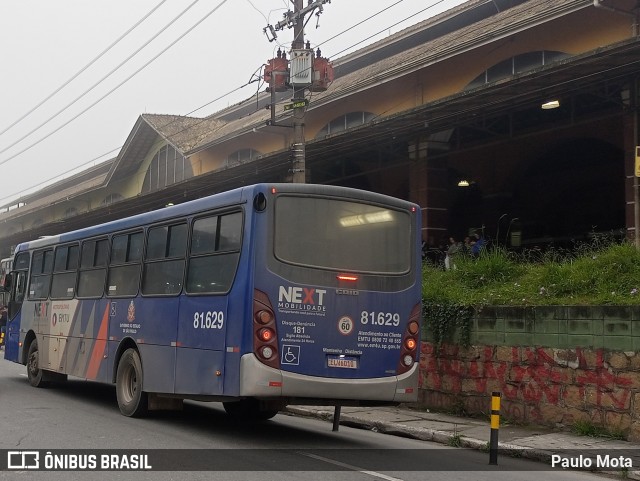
239, 354, 418, 403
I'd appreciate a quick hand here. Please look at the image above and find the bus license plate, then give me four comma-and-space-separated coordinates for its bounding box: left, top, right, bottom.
327, 356, 358, 369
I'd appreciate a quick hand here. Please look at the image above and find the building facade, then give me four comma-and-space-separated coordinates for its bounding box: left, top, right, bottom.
0, 0, 638, 256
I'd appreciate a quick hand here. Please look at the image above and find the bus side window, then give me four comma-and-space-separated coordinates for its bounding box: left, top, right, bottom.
107, 232, 142, 297
78, 239, 109, 298
51, 244, 79, 299
187, 212, 242, 294
28, 250, 53, 299
15, 272, 26, 303
8, 252, 29, 315
142, 223, 187, 295
219, 212, 242, 250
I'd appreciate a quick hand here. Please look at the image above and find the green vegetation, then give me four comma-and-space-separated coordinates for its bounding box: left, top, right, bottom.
571, 419, 626, 440
423, 239, 640, 308
447, 433, 463, 447
422, 238, 640, 346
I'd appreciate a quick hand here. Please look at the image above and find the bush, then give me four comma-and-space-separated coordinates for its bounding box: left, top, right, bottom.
423, 239, 640, 307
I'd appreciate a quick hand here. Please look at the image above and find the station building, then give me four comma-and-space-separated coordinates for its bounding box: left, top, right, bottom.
1, 0, 638, 257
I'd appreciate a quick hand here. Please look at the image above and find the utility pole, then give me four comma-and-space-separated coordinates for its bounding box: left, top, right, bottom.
263, 0, 333, 184
634, 78, 639, 249
291, 0, 306, 184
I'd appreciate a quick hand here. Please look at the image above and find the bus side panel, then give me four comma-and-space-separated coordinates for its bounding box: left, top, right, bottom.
107, 297, 179, 346
13, 299, 57, 370
174, 296, 229, 395
19, 299, 117, 383
172, 202, 254, 398
176, 297, 229, 350
171, 187, 256, 397
65, 300, 107, 379
220, 206, 256, 398
138, 344, 176, 393
107, 297, 180, 391
4, 311, 21, 363
174, 348, 224, 395
5, 298, 114, 383
34, 299, 113, 383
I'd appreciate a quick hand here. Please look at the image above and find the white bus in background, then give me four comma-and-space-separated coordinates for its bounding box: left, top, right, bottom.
0, 257, 11, 306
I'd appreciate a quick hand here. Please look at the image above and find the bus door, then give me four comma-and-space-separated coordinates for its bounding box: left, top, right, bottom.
4, 270, 27, 362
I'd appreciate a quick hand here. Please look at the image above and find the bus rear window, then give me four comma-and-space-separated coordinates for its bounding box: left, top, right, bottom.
274, 196, 412, 274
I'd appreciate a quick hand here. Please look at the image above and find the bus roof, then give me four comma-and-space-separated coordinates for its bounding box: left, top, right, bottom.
14, 183, 419, 253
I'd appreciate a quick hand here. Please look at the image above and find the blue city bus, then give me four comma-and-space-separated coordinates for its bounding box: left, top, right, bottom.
3, 183, 422, 419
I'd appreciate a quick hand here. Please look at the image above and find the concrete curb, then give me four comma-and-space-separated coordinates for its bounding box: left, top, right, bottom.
286, 406, 541, 452
284, 407, 640, 480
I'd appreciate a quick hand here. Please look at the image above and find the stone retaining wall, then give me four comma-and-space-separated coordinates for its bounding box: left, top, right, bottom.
418, 306, 640, 440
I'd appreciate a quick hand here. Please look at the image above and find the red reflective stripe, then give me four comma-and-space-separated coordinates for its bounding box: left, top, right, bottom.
85, 305, 109, 380
269, 381, 283, 387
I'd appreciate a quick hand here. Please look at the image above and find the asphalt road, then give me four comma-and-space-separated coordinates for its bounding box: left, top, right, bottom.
0, 354, 608, 481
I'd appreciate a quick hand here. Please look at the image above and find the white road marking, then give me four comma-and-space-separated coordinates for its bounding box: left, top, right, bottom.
298, 452, 404, 481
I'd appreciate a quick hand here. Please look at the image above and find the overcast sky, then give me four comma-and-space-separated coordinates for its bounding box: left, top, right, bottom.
0, 0, 465, 205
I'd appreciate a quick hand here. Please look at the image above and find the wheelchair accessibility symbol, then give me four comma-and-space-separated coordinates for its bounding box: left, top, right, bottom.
281, 345, 300, 365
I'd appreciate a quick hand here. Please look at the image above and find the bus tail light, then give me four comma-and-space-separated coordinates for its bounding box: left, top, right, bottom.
404, 338, 417, 351
259, 328, 274, 342
255, 310, 273, 325
253, 289, 279, 369
397, 303, 422, 375
407, 321, 420, 336
337, 274, 358, 282
261, 346, 275, 360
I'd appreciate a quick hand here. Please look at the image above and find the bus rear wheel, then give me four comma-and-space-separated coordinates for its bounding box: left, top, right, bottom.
223, 399, 279, 422
116, 348, 148, 417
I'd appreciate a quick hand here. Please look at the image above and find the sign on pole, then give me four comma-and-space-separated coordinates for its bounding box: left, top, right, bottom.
284, 100, 309, 111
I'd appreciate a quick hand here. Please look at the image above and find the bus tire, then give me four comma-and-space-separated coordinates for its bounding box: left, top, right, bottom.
223, 399, 279, 422
26, 340, 47, 388
116, 348, 148, 417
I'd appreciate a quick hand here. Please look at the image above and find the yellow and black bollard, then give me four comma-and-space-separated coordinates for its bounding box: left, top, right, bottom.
489, 391, 500, 465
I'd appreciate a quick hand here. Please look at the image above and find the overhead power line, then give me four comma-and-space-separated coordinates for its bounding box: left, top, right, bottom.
0, 0, 169, 139
144, 0, 456, 148
0, 0, 230, 168
0, 146, 121, 206
0, 0, 436, 176
0, 0, 204, 157
324, 0, 448, 57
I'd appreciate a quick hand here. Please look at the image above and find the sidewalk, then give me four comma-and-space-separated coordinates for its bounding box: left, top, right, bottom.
286, 404, 640, 478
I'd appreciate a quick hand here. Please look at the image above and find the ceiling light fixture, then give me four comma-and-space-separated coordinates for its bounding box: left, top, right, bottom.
541, 100, 560, 110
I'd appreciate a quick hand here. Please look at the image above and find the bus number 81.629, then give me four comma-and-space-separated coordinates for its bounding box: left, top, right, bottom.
360, 311, 400, 326
193, 311, 224, 329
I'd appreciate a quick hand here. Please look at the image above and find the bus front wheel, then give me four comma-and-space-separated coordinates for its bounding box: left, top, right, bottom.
116, 349, 148, 417
27, 340, 47, 388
